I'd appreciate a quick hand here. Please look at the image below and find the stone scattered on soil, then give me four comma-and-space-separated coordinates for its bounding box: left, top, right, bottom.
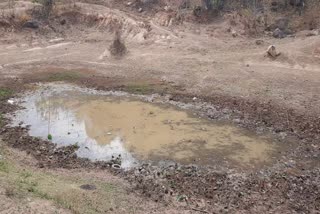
231, 30, 238, 37
267, 45, 281, 58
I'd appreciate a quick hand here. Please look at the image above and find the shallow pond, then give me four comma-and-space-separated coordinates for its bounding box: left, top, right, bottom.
10, 83, 282, 169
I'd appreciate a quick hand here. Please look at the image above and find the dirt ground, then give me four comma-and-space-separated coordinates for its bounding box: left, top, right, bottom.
0, 0, 319, 213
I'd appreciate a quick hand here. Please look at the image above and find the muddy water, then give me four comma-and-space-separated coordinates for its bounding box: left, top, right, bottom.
11, 83, 281, 169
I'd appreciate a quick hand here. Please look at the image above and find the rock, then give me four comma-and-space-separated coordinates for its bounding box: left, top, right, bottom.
273, 28, 286, 38
126, 2, 133, 6
112, 164, 121, 169
231, 29, 238, 37
138, 8, 143, 13
22, 21, 39, 29
267, 45, 281, 58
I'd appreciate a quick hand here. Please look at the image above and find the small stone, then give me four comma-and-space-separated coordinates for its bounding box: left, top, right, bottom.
273, 28, 286, 38
112, 164, 121, 169
138, 8, 143, 13
231, 29, 237, 37
267, 45, 281, 58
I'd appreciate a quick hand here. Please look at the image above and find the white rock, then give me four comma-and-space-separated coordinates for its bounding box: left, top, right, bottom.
267, 45, 280, 58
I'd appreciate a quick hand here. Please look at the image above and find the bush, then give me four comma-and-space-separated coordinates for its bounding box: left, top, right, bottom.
109, 31, 127, 58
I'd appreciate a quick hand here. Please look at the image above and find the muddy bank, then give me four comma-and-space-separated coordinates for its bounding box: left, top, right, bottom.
0, 79, 319, 213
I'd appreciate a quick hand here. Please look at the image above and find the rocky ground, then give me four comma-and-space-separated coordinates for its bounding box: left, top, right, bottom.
0, 0, 319, 213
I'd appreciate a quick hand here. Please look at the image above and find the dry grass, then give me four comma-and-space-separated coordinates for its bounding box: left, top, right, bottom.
0, 139, 155, 214
0, 151, 135, 213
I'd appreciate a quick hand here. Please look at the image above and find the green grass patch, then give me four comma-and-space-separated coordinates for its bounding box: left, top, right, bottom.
0, 113, 3, 127
0, 161, 9, 173
0, 157, 135, 213
126, 84, 153, 94
0, 88, 13, 99
47, 72, 81, 82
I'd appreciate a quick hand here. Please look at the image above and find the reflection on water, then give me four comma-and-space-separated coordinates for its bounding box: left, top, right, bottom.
11, 83, 281, 168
